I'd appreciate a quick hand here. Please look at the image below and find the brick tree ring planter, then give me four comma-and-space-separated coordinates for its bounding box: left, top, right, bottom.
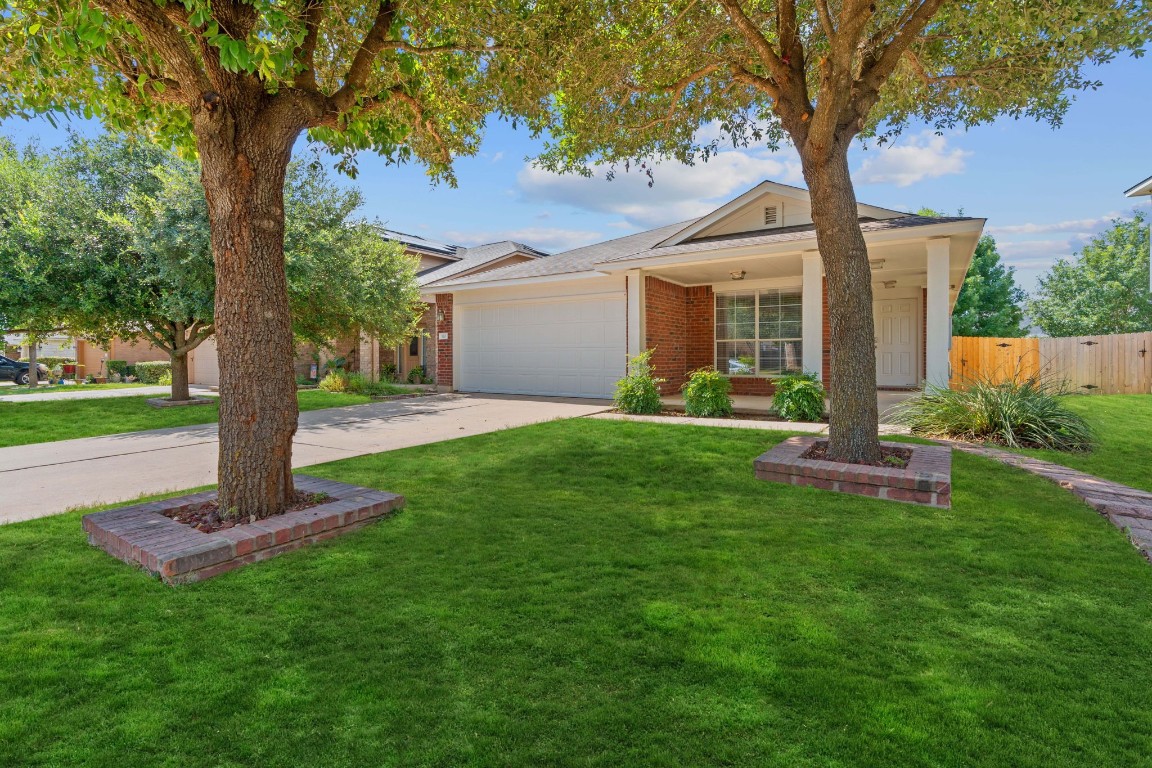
754, 435, 952, 508
146, 396, 215, 409
82, 476, 404, 584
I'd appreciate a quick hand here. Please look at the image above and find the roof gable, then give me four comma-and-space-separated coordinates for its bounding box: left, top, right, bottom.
657, 180, 908, 247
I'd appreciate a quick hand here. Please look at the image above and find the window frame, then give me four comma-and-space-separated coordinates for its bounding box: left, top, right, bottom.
714, 286, 804, 378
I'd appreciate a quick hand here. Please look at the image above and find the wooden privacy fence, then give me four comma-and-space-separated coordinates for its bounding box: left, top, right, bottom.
950, 332, 1152, 394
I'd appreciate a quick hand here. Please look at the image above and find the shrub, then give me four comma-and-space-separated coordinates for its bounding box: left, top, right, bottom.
134, 360, 172, 384
107, 360, 130, 377
614, 350, 665, 415
407, 365, 425, 384
681, 367, 733, 417
21, 356, 75, 370
318, 371, 349, 393
888, 374, 1096, 451
772, 372, 826, 422
380, 363, 399, 382
158, 370, 173, 386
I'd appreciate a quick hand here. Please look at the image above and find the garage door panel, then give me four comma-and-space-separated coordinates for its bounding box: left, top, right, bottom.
458, 295, 625, 398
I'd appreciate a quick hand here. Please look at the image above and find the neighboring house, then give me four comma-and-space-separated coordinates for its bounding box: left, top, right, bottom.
416, 180, 985, 399
370, 232, 549, 383
1125, 174, 1151, 292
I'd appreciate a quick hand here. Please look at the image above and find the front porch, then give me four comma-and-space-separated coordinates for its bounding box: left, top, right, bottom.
620, 232, 975, 397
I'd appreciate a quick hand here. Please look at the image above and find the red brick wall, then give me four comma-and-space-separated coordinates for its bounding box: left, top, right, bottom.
644, 276, 688, 392
685, 285, 714, 372
434, 293, 453, 389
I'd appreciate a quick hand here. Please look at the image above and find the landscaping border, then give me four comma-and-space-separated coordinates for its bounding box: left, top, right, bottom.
754, 435, 951, 508
83, 475, 404, 584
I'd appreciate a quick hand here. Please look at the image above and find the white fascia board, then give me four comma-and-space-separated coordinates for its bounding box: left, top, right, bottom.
423, 270, 611, 293
1125, 174, 1152, 197
600, 218, 987, 272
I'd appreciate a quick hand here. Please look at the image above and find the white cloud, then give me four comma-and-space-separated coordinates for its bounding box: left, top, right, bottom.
516, 148, 804, 229
855, 133, 970, 187
987, 214, 1119, 236
491, 151, 504, 163
441, 227, 604, 253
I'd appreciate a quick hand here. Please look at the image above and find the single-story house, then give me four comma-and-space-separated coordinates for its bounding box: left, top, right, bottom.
417, 180, 986, 399
1125, 174, 1151, 293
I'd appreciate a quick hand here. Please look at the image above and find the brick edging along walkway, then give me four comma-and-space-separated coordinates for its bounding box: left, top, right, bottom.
942, 440, 1152, 561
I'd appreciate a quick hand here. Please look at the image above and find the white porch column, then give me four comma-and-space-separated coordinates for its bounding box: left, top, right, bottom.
925, 238, 951, 387
801, 251, 824, 378
626, 269, 643, 363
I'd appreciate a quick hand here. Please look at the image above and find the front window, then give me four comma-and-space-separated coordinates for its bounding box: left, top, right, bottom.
715, 289, 803, 376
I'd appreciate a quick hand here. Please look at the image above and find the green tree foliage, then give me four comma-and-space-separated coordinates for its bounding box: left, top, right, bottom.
952, 237, 1026, 337
1027, 211, 1151, 336
532, 0, 1148, 463
0, 134, 424, 400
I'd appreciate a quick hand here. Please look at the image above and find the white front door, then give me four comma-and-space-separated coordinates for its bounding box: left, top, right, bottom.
874, 298, 919, 387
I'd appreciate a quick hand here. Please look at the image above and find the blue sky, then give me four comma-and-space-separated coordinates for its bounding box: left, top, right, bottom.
3, 53, 1149, 293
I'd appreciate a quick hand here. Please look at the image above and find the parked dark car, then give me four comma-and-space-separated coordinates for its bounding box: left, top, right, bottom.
0, 354, 49, 386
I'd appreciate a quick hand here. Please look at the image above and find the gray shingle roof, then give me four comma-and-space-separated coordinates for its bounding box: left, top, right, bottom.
427, 215, 978, 288
425, 221, 693, 287
602, 215, 978, 262
417, 240, 550, 286
382, 229, 460, 259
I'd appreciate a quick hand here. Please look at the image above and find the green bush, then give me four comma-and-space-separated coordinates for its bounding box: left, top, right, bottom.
134, 360, 172, 385
21, 356, 75, 370
407, 365, 426, 384
318, 371, 349, 393
380, 363, 399, 383
158, 370, 173, 386
681, 367, 733, 417
614, 350, 665, 415
772, 372, 826, 422
107, 360, 129, 377
889, 374, 1096, 451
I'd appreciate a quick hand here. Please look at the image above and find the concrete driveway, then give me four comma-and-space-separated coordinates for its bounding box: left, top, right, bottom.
0, 394, 610, 525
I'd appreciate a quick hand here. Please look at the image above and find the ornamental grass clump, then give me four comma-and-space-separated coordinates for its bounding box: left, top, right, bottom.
614, 350, 664, 415
682, 367, 733, 417
772, 372, 826, 422
889, 374, 1096, 451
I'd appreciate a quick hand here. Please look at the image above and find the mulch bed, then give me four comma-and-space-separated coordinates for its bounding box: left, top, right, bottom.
801, 439, 912, 468
163, 491, 331, 534
613, 409, 829, 423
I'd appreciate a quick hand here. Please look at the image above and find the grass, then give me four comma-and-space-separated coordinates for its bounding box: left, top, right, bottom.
0, 382, 149, 396
0, 389, 375, 448
2, 419, 1151, 767
1011, 394, 1152, 492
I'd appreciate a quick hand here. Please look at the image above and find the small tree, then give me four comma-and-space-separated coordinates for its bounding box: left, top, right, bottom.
0, 1, 555, 516
1027, 211, 1152, 336
533, 0, 1147, 463
952, 236, 1026, 337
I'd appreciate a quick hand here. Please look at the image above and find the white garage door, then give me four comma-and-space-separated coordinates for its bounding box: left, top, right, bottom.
457, 295, 626, 398
190, 337, 220, 387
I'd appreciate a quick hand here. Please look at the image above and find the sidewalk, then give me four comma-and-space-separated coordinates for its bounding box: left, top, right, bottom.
0, 394, 610, 525
0, 385, 215, 403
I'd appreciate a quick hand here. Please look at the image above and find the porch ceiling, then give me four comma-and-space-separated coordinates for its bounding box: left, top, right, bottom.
641, 235, 975, 295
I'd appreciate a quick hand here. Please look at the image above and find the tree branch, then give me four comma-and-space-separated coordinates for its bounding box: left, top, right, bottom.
293, 0, 325, 91
716, 0, 792, 91
858, 0, 948, 94
93, 0, 212, 96
330, 1, 400, 113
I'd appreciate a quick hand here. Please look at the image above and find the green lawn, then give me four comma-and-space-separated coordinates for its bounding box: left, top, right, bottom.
1012, 394, 1152, 492
2, 420, 1150, 766
0, 389, 377, 448
0, 382, 149, 396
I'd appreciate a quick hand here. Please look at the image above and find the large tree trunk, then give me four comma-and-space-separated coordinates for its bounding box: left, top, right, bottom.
170, 350, 191, 402
802, 145, 882, 464
196, 102, 301, 520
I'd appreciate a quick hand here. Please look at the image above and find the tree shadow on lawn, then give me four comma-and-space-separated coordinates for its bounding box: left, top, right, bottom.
1, 420, 1151, 767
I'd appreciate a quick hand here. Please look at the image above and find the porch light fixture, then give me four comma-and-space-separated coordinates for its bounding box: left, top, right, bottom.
882, 280, 897, 289
869, 259, 885, 270
435, 309, 445, 322
730, 270, 747, 280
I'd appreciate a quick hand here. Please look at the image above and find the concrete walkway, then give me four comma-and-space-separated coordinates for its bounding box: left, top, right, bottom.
590, 411, 910, 435
0, 385, 215, 403
0, 394, 610, 525
944, 441, 1152, 562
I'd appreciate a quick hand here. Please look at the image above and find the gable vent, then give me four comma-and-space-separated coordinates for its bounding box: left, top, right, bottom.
763, 205, 779, 226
